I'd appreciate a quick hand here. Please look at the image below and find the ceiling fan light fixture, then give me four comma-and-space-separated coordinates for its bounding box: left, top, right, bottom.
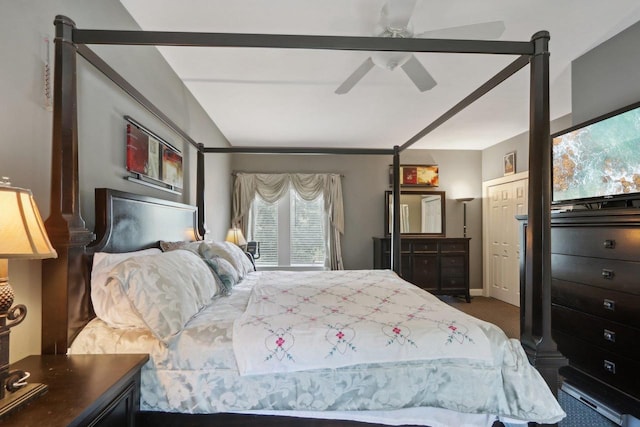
372, 51, 412, 71
335, 0, 504, 94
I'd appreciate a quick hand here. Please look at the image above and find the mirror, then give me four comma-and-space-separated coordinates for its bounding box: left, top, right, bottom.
385, 190, 446, 237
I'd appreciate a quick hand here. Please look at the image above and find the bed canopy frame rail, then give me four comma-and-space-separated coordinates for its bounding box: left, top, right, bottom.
43, 14, 565, 394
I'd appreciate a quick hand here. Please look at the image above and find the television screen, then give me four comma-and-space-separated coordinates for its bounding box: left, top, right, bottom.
552, 101, 640, 205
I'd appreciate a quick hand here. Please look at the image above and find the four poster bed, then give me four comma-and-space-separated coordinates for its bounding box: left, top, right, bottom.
42, 14, 566, 427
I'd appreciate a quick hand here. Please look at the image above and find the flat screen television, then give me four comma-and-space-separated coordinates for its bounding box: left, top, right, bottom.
552, 100, 640, 207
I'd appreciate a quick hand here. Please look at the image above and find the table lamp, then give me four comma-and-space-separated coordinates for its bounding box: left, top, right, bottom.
0, 181, 57, 416
225, 226, 247, 249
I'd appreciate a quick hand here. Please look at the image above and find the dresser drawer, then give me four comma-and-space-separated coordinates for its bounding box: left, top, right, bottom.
554, 330, 640, 399
439, 241, 467, 252
412, 241, 438, 252
411, 254, 438, 290
440, 255, 464, 268
440, 276, 467, 290
552, 226, 640, 261
552, 305, 640, 359
378, 239, 413, 253
552, 254, 640, 295
552, 279, 640, 328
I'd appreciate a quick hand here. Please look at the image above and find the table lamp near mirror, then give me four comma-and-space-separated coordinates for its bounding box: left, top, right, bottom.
0, 179, 57, 417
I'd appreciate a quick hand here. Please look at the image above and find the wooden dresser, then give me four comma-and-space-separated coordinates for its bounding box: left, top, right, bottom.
520, 209, 640, 404
373, 237, 470, 302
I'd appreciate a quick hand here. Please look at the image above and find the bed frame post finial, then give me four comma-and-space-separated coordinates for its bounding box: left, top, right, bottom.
522, 30, 566, 396
391, 145, 401, 275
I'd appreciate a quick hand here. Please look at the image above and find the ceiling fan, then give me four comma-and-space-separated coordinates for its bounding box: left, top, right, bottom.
335, 0, 506, 94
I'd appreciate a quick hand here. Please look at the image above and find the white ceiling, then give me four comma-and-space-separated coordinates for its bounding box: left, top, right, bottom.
119, 0, 640, 150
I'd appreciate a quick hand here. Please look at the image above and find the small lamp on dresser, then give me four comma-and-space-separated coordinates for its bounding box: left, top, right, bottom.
0, 180, 57, 417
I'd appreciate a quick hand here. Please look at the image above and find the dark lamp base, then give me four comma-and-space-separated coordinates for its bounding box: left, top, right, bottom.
0, 382, 48, 418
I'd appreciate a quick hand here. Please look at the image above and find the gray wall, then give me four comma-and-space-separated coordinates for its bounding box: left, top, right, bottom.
571, 20, 640, 124
232, 149, 484, 290
0, 1, 231, 361
481, 20, 640, 182
481, 114, 572, 182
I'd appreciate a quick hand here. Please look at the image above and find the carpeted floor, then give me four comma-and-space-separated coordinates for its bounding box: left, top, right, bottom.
440, 295, 520, 339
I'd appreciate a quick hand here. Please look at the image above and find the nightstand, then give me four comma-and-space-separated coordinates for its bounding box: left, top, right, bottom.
0, 354, 148, 427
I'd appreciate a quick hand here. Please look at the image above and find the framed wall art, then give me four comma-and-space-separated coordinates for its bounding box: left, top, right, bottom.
389, 164, 439, 187
125, 116, 183, 193
503, 151, 515, 176
162, 146, 183, 188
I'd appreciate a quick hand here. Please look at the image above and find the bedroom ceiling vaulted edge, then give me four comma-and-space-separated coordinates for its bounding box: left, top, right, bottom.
119, 0, 640, 150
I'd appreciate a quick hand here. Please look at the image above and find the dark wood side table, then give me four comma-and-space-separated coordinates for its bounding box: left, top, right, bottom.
0, 354, 149, 427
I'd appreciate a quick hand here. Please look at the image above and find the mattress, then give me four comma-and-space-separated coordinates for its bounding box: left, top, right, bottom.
69, 270, 565, 426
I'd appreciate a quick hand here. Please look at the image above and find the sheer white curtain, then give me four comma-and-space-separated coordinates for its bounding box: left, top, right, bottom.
232, 173, 344, 270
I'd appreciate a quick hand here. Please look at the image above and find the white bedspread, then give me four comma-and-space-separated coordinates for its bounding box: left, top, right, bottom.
234, 270, 491, 375
69, 270, 565, 425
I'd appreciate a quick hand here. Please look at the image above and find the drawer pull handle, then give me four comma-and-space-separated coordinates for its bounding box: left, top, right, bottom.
601, 269, 614, 280
603, 360, 616, 374
603, 239, 616, 249
603, 329, 616, 343
603, 299, 616, 311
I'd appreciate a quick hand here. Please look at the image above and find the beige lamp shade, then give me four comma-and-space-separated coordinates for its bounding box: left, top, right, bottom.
225, 227, 247, 247
0, 185, 57, 259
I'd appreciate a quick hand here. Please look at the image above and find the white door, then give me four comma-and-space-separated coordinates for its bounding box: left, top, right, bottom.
483, 173, 528, 307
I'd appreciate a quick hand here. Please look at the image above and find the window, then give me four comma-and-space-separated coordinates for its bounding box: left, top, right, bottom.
233, 172, 343, 270
249, 188, 325, 268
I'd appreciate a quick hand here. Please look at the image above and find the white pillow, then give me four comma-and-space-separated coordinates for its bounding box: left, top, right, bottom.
198, 241, 254, 279
106, 250, 218, 343
91, 248, 162, 327
224, 242, 254, 277
223, 241, 256, 276
197, 243, 239, 295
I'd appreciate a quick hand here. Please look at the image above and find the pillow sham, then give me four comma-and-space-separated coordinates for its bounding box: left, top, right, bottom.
159, 240, 201, 253
106, 250, 218, 344
197, 243, 239, 295
197, 241, 253, 279
91, 248, 162, 327
223, 241, 256, 276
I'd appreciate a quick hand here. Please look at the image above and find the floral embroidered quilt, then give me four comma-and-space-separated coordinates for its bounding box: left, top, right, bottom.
71, 270, 566, 424
233, 270, 492, 375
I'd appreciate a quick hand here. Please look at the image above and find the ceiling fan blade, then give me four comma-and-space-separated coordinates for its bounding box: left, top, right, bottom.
401, 55, 437, 92
335, 57, 375, 94
380, 0, 417, 30
416, 20, 506, 40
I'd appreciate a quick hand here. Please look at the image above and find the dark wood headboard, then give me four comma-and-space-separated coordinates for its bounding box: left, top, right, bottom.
91, 188, 199, 253
42, 188, 199, 354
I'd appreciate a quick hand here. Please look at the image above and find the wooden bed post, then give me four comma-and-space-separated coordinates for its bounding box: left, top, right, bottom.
42, 15, 95, 355
522, 30, 566, 395
196, 143, 207, 239
391, 146, 401, 274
